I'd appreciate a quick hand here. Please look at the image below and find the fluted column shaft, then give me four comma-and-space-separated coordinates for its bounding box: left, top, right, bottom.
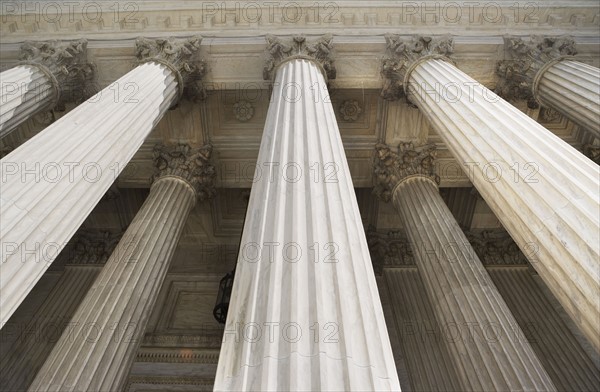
0, 264, 101, 391
215, 58, 400, 390
535, 60, 600, 138
408, 58, 600, 352
0, 65, 57, 138
0, 61, 177, 326
29, 176, 196, 391
391, 176, 554, 391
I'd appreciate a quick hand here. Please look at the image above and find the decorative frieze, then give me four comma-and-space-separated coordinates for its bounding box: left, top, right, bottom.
496, 36, 577, 108
153, 143, 216, 200
263, 34, 336, 80
135, 36, 206, 101
373, 142, 439, 202
381, 34, 453, 100
19, 39, 96, 109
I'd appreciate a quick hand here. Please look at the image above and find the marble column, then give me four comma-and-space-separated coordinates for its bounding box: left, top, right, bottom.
0, 230, 120, 391
29, 143, 215, 392
374, 142, 555, 391
0, 39, 94, 138
381, 34, 600, 352
497, 36, 600, 139
0, 36, 205, 327
215, 35, 400, 391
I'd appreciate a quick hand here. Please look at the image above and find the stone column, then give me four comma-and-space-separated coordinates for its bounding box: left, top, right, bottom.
29, 144, 215, 392
497, 36, 600, 139
381, 34, 600, 352
374, 142, 555, 391
0, 230, 120, 391
0, 36, 205, 326
214, 35, 400, 391
0, 39, 94, 138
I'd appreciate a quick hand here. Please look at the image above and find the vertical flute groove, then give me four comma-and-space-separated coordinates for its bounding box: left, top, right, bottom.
215, 59, 400, 391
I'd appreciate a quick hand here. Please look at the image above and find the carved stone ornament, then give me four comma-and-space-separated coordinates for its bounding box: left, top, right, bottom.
368, 227, 528, 269
135, 36, 206, 101
233, 100, 255, 121
263, 34, 336, 80
381, 34, 454, 101
59, 229, 123, 265
464, 230, 529, 265
339, 100, 362, 121
539, 106, 562, 123
373, 142, 439, 202
153, 143, 216, 200
366, 226, 415, 273
496, 36, 577, 108
19, 39, 96, 110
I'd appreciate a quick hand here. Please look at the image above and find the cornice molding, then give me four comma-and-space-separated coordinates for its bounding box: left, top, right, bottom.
2, 3, 599, 42
373, 142, 439, 202
153, 143, 216, 201
263, 34, 336, 80
496, 35, 577, 108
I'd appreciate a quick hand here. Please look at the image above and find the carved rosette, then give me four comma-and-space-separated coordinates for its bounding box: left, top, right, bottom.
153, 143, 216, 201
373, 142, 439, 202
263, 34, 336, 80
233, 100, 255, 121
135, 36, 206, 102
19, 39, 96, 109
339, 100, 362, 121
381, 34, 454, 101
496, 36, 577, 108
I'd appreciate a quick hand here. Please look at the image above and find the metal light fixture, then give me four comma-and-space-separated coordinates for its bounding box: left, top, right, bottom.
213, 268, 235, 324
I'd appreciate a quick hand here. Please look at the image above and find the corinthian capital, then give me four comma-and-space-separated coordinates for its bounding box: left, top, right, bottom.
153, 143, 216, 201
381, 34, 454, 100
373, 142, 439, 201
19, 39, 96, 109
496, 36, 577, 108
263, 34, 336, 80
135, 36, 206, 101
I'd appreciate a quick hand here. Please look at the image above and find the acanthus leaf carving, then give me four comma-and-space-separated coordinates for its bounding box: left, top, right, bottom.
496, 35, 577, 108
153, 143, 216, 201
263, 34, 336, 80
19, 39, 96, 110
368, 228, 528, 268
381, 34, 454, 101
373, 142, 439, 202
59, 229, 123, 266
135, 36, 206, 102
